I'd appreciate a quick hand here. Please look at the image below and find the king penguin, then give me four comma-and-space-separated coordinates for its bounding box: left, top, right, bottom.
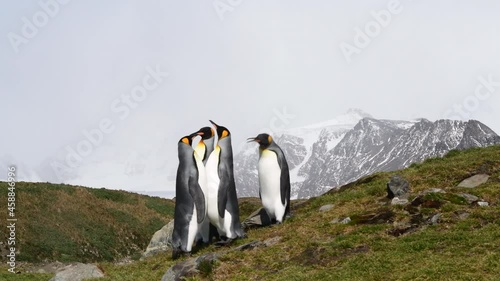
190, 128, 214, 244
171, 135, 206, 259
248, 133, 291, 224
204, 120, 245, 241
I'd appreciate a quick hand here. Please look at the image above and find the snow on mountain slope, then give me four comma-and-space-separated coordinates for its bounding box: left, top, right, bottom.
297, 118, 500, 198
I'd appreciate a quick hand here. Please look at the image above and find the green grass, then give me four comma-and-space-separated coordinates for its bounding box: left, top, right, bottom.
0, 182, 174, 264
1, 145, 499, 280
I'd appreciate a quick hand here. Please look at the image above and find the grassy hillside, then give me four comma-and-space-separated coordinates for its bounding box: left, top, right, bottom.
0, 182, 174, 264
1, 145, 499, 280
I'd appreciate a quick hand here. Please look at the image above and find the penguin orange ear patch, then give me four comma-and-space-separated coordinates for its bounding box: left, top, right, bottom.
268, 135, 273, 143
221, 130, 229, 139
181, 138, 190, 145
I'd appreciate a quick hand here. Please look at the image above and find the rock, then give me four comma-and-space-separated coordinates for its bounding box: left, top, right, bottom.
391, 197, 409, 205
477, 201, 489, 207
143, 220, 174, 258
387, 175, 410, 199
49, 263, 104, 281
340, 217, 351, 224
319, 204, 334, 212
420, 188, 445, 195
161, 253, 219, 281
26, 262, 65, 274
234, 241, 263, 251
241, 208, 272, 229
330, 217, 351, 224
428, 213, 441, 225
457, 193, 479, 204
457, 174, 490, 188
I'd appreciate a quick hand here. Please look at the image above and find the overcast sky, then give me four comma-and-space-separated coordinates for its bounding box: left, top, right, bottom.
1, 0, 499, 194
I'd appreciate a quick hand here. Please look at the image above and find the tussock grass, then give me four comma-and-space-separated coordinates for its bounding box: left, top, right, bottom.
0, 182, 174, 263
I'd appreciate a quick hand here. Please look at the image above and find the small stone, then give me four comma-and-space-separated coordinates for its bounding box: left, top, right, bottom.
241, 208, 272, 229
477, 201, 489, 207
420, 188, 445, 195
235, 241, 263, 251
340, 217, 351, 224
49, 263, 104, 281
429, 213, 441, 225
391, 197, 409, 205
387, 175, 410, 199
162, 253, 219, 281
457, 193, 479, 204
319, 204, 334, 212
457, 174, 490, 188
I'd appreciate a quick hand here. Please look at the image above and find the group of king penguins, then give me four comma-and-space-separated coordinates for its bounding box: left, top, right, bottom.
172, 120, 291, 259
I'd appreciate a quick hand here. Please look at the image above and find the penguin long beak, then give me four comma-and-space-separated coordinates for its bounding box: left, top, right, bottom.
247, 137, 259, 143
209, 120, 218, 128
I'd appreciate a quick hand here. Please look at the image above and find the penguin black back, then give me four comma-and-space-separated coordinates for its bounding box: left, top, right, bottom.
208, 120, 245, 238
172, 135, 206, 258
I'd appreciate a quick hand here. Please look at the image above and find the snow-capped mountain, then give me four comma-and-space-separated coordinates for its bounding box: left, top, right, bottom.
235, 111, 500, 199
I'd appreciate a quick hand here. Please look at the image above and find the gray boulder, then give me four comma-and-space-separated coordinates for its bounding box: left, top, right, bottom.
428, 213, 442, 225
49, 263, 104, 281
143, 220, 174, 258
161, 253, 219, 281
457, 193, 479, 204
387, 175, 410, 199
457, 174, 489, 188
476, 201, 489, 207
241, 208, 272, 229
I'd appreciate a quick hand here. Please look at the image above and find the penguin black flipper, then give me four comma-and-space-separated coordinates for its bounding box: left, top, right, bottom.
189, 161, 206, 224
217, 164, 230, 219
279, 152, 291, 216
270, 146, 291, 208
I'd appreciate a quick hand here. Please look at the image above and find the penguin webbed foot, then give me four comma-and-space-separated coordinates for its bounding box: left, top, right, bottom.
214, 237, 235, 247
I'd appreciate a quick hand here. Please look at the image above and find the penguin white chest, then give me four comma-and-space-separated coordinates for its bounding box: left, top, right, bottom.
258, 149, 283, 220
205, 147, 221, 226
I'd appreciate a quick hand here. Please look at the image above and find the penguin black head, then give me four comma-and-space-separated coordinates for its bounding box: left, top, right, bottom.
194, 127, 215, 140
179, 134, 195, 146
247, 133, 273, 149
209, 120, 230, 140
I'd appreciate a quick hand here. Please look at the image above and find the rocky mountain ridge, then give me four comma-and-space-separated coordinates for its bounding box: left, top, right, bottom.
235, 111, 500, 199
